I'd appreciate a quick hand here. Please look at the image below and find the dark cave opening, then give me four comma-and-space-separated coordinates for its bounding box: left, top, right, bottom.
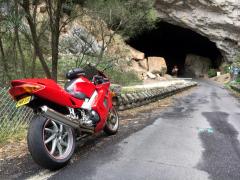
127, 22, 223, 76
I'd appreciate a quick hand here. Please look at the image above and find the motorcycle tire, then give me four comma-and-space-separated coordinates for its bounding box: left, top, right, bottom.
104, 108, 119, 135
27, 115, 76, 170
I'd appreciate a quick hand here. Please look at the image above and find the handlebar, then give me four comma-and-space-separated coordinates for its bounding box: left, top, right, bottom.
92, 75, 109, 84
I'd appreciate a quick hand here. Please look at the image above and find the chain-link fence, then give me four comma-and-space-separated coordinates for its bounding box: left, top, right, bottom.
0, 87, 33, 141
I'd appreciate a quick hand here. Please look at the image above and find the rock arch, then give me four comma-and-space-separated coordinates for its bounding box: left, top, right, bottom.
154, 0, 240, 62
127, 21, 223, 76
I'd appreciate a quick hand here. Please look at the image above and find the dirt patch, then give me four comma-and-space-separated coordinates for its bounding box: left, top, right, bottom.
211, 73, 231, 85
0, 139, 28, 161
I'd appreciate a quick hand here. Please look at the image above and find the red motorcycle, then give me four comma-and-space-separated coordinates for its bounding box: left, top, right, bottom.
9, 66, 119, 170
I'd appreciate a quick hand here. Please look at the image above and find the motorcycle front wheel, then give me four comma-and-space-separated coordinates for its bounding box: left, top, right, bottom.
27, 115, 75, 170
104, 108, 119, 135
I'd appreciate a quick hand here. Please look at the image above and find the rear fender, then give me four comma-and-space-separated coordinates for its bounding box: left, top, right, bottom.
9, 79, 84, 108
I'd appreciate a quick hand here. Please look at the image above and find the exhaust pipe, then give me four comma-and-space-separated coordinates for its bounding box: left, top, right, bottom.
40, 106, 94, 134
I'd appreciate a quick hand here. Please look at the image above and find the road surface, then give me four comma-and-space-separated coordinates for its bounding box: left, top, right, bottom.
45, 81, 240, 180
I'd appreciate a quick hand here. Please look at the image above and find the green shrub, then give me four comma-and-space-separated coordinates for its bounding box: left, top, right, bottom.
84, 0, 157, 38
208, 69, 217, 78
222, 64, 231, 74
236, 76, 240, 83
233, 54, 240, 68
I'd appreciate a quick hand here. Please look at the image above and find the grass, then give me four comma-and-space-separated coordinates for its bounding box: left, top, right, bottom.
0, 124, 27, 146
106, 69, 142, 86
224, 81, 240, 96
235, 76, 240, 83
208, 69, 217, 78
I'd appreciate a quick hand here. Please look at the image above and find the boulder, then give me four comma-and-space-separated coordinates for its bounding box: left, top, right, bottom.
131, 60, 144, 72
130, 60, 147, 80
164, 74, 173, 80
146, 72, 157, 79
129, 47, 145, 60
139, 58, 148, 70
185, 54, 211, 77
148, 56, 167, 76
156, 74, 167, 81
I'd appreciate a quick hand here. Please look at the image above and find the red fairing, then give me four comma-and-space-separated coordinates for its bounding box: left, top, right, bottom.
11, 79, 60, 89
72, 77, 95, 98
9, 78, 84, 108
94, 82, 112, 132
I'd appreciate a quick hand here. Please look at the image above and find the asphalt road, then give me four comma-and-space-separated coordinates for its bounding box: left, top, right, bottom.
40, 80, 239, 180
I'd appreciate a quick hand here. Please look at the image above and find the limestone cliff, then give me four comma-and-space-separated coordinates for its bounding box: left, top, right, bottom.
155, 0, 240, 62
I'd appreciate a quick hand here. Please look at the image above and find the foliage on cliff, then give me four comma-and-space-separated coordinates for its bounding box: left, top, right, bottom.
84, 0, 157, 39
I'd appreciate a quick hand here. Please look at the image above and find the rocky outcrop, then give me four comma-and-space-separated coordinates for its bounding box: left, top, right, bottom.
185, 54, 211, 77
60, 26, 101, 56
146, 72, 157, 79
155, 0, 240, 62
148, 56, 167, 75
129, 47, 145, 60
139, 58, 148, 70
130, 55, 168, 80
130, 60, 147, 78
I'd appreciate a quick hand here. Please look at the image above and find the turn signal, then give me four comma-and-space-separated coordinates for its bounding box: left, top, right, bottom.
22, 84, 44, 93
111, 91, 116, 97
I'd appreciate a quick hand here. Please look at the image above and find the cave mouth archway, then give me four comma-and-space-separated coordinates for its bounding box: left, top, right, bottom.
127, 21, 223, 76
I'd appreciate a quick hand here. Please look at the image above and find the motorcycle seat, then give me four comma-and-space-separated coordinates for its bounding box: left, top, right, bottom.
66, 68, 85, 80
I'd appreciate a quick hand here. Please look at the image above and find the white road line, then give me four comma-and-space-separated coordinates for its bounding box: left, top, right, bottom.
26, 170, 59, 180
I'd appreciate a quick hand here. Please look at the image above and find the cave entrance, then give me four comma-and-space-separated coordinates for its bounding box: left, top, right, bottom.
127, 21, 223, 77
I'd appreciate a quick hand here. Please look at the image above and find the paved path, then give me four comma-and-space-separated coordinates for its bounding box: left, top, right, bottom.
48, 81, 239, 180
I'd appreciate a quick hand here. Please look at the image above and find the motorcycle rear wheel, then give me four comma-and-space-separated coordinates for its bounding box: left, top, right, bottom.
27, 115, 75, 170
104, 108, 119, 135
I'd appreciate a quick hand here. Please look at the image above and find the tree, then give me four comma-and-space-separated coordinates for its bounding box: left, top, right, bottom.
20, 0, 52, 78
20, 0, 77, 81
45, 0, 63, 81
0, 0, 14, 83
14, 0, 26, 77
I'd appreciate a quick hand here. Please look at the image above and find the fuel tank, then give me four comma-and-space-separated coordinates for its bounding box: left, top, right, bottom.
65, 76, 96, 98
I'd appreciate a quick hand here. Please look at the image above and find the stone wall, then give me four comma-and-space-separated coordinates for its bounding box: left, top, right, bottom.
114, 81, 197, 111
